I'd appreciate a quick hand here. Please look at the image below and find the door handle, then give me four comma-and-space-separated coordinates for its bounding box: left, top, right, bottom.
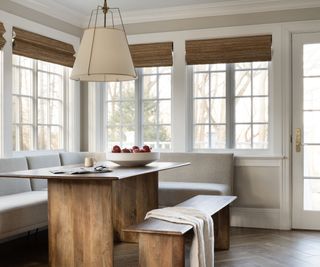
295, 128, 302, 152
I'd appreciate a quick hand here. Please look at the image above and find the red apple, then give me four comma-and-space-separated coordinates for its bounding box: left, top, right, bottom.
133, 148, 140, 153
142, 145, 151, 152
122, 148, 131, 153
112, 145, 121, 153
132, 145, 139, 150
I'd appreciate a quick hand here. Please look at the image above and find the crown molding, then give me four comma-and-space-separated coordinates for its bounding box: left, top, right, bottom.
10, 0, 320, 28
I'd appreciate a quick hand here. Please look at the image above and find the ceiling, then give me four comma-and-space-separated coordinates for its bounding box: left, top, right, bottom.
10, 0, 320, 28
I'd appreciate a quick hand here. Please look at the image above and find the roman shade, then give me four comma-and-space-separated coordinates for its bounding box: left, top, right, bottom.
186, 35, 272, 65
0, 22, 5, 50
12, 27, 75, 68
129, 42, 173, 68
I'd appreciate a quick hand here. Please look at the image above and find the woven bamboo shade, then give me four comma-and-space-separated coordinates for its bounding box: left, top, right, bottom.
129, 42, 173, 68
0, 23, 5, 50
186, 35, 272, 65
12, 27, 75, 68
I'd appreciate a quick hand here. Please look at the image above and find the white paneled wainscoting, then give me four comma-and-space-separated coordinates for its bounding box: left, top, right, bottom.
231, 156, 290, 230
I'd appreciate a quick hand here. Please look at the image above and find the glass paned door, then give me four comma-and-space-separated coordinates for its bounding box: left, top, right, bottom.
292, 33, 320, 229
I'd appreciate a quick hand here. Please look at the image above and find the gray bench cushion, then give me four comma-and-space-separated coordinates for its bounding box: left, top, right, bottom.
0, 157, 31, 196
0, 191, 47, 239
159, 181, 230, 207
27, 154, 61, 191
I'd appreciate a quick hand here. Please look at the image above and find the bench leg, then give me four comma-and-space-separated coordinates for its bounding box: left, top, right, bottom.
139, 233, 185, 267
213, 205, 230, 250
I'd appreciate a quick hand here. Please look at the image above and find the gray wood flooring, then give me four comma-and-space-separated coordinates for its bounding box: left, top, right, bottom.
1, 227, 320, 266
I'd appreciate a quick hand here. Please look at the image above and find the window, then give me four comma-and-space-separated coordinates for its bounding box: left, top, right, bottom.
12, 55, 69, 151
105, 67, 172, 151
106, 80, 136, 149
192, 62, 269, 150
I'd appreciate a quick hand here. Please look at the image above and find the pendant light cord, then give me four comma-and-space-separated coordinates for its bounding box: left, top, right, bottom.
102, 0, 109, 27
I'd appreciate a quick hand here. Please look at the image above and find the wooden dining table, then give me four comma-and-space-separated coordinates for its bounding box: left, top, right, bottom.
0, 161, 189, 267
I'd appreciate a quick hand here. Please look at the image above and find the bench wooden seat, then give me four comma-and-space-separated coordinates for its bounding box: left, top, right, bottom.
123, 195, 237, 267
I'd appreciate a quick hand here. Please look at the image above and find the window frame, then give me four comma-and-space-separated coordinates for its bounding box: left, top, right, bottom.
12, 55, 69, 152
189, 61, 271, 152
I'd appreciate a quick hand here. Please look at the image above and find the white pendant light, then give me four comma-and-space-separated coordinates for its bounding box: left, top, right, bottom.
70, 0, 137, 82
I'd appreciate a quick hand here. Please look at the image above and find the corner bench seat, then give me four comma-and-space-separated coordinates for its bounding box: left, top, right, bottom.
0, 191, 48, 239
124, 195, 237, 267
159, 181, 230, 207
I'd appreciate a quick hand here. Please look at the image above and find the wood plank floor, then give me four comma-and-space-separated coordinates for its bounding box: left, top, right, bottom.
1, 227, 320, 266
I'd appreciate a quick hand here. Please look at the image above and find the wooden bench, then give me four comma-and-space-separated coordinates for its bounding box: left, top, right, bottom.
123, 195, 237, 267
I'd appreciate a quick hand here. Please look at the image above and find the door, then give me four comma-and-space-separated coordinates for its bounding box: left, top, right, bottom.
292, 32, 320, 229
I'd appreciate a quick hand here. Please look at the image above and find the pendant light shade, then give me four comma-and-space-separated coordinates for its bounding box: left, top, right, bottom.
70, 1, 137, 82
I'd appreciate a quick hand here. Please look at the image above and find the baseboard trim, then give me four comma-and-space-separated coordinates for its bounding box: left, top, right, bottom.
231, 207, 282, 229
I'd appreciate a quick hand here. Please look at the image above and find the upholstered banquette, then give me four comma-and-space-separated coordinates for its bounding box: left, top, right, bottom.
158, 153, 234, 206
0, 152, 233, 240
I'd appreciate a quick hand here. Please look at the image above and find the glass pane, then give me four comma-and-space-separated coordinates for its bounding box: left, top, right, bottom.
304, 179, 320, 211
235, 62, 252, 69
38, 72, 49, 98
304, 145, 320, 177
235, 124, 252, 149
50, 126, 62, 149
20, 97, 33, 124
235, 71, 251, 96
143, 67, 157, 75
193, 65, 209, 72
122, 126, 135, 148
19, 56, 33, 68
210, 72, 226, 97
12, 96, 19, 123
211, 125, 226, 149
12, 126, 17, 151
194, 125, 209, 149
107, 83, 121, 101
159, 100, 171, 124
235, 97, 251, 123
38, 99, 48, 124
158, 67, 172, 74
38, 61, 49, 72
49, 100, 62, 125
12, 67, 20, 94
304, 44, 320, 76
193, 73, 209, 97
253, 97, 268, 123
121, 81, 135, 100
210, 64, 226, 71
143, 125, 157, 147
159, 75, 171, 99
304, 111, 320, 143
194, 99, 209, 124
20, 125, 33, 150
253, 124, 268, 149
253, 70, 268, 96
107, 127, 121, 150
253, 62, 269, 69
211, 99, 226, 124
121, 101, 135, 125
20, 69, 33, 96
143, 75, 157, 99
38, 126, 49, 150
107, 102, 121, 125
304, 78, 320, 110
143, 101, 157, 124
50, 74, 63, 99
159, 125, 171, 150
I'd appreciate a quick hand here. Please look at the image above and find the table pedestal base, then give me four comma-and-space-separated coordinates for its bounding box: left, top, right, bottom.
48, 179, 113, 267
